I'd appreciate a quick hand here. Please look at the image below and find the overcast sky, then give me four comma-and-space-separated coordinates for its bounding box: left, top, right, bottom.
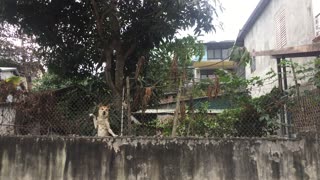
178, 0, 260, 42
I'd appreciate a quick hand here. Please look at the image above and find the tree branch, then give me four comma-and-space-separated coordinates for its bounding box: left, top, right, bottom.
90, 0, 104, 40
124, 44, 136, 59
104, 48, 118, 94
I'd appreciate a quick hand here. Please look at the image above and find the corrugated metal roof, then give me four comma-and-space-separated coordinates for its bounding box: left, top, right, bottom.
0, 67, 18, 72
204, 41, 235, 49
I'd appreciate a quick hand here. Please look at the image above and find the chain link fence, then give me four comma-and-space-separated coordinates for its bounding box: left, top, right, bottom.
289, 89, 320, 136
1, 79, 320, 138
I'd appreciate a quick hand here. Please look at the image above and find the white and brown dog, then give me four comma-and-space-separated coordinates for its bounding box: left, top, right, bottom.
90, 105, 117, 137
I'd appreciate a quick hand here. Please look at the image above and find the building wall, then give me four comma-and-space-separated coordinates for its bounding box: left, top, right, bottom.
244, 0, 316, 97
313, 0, 320, 19
0, 71, 15, 80
0, 136, 319, 180
314, 0, 320, 37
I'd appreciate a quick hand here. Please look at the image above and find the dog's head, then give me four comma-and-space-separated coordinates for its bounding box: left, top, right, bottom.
98, 105, 110, 117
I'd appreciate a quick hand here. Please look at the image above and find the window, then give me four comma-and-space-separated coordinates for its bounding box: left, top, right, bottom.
207, 49, 214, 59
207, 49, 224, 59
200, 70, 215, 79
214, 49, 222, 59
222, 49, 231, 59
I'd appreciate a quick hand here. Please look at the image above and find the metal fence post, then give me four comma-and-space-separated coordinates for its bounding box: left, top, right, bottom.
126, 77, 132, 135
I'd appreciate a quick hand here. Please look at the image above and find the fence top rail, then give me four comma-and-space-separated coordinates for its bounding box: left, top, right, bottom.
133, 109, 225, 114
0, 135, 301, 142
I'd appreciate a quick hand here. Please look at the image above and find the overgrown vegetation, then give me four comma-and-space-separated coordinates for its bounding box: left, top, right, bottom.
2, 0, 319, 137
0, 0, 221, 97
144, 85, 284, 137
0, 76, 24, 102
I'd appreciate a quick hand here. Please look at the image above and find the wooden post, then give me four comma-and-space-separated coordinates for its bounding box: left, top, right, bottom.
282, 58, 288, 90
282, 58, 290, 137
290, 59, 305, 137
120, 87, 124, 136
277, 58, 283, 91
126, 77, 132, 135
172, 78, 182, 137
277, 58, 286, 136
187, 78, 195, 136
290, 59, 300, 98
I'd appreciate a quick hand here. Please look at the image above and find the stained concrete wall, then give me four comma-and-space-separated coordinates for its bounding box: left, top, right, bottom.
244, 0, 317, 97
0, 103, 15, 135
0, 136, 319, 180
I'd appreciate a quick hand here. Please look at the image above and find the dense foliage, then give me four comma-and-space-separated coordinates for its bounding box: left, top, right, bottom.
0, 0, 220, 95
0, 23, 43, 79
0, 76, 24, 102
146, 87, 284, 138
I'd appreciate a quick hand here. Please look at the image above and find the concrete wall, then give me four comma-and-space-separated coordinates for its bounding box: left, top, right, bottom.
244, 0, 316, 97
0, 103, 15, 135
0, 136, 319, 180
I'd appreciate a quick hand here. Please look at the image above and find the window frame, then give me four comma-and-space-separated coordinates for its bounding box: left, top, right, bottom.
207, 48, 231, 60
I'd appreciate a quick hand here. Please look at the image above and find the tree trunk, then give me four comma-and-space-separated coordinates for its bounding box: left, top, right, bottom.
126, 76, 132, 135
104, 47, 119, 96
115, 54, 125, 93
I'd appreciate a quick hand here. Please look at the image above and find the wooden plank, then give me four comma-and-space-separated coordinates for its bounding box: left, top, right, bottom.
254, 43, 320, 58
193, 61, 235, 69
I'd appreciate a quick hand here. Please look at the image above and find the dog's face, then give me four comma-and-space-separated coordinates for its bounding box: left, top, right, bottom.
98, 105, 110, 117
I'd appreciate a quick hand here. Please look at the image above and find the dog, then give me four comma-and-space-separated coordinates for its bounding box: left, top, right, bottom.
90, 105, 118, 137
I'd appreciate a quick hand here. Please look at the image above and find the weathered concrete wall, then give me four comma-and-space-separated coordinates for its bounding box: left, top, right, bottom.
0, 103, 15, 135
0, 136, 319, 180
244, 0, 316, 97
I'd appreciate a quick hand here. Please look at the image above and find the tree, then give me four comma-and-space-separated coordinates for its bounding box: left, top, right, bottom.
143, 36, 204, 89
158, 36, 204, 136
0, 22, 44, 90
0, 0, 220, 96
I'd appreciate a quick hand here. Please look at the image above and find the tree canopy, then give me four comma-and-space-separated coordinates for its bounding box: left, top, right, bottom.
0, 22, 43, 81
0, 0, 220, 94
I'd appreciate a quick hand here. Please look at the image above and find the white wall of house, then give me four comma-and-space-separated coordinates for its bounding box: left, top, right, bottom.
313, 0, 320, 16
0, 71, 15, 80
314, 0, 320, 37
244, 0, 317, 97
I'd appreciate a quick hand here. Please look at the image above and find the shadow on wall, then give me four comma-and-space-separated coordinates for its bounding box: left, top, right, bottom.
0, 135, 318, 180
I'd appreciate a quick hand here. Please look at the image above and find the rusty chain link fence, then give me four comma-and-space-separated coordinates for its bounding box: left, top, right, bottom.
289, 89, 320, 136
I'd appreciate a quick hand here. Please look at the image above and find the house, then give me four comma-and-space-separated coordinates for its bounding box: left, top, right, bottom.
133, 95, 233, 124
192, 41, 235, 81
140, 41, 237, 124
314, 0, 320, 39
235, 0, 320, 97
235, 0, 320, 136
